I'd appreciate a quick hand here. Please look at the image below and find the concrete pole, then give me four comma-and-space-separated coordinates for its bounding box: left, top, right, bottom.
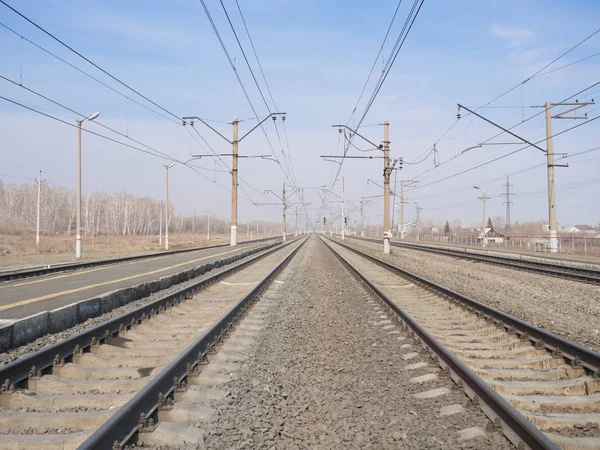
383, 120, 391, 254
231, 118, 239, 246
478, 190, 488, 248
400, 181, 405, 239
329, 207, 333, 236
36, 170, 42, 247
246, 222, 249, 238
76, 120, 83, 258
360, 199, 364, 236
282, 182, 287, 242
207, 214, 210, 240
545, 101, 558, 253
165, 166, 170, 250
397, 204, 401, 239
295, 206, 298, 237
341, 176, 345, 240
159, 203, 163, 245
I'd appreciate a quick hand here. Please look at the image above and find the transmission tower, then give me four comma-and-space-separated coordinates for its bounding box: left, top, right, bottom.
501, 177, 515, 230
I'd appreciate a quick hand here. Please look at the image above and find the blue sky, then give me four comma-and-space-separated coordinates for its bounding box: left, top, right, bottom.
1, 0, 599, 229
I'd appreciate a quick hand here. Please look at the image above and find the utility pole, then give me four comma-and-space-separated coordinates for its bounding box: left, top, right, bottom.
35, 170, 45, 247
192, 210, 196, 234
501, 177, 514, 231
414, 202, 423, 226
282, 182, 287, 242
329, 207, 333, 236
159, 202, 163, 245
360, 199, 365, 236
457, 101, 593, 254
184, 112, 285, 247
231, 118, 239, 246
164, 162, 175, 250
544, 99, 593, 252
399, 180, 418, 239
75, 111, 101, 259
206, 213, 211, 240
383, 121, 391, 254
341, 176, 345, 241
295, 206, 299, 237
473, 186, 490, 247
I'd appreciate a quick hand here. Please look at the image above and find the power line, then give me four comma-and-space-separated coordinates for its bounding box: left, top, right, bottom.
0, 0, 183, 122
475, 27, 600, 112
218, 0, 270, 113
0, 94, 233, 191
222, 0, 297, 185
412, 115, 600, 191
197, 0, 296, 187
0, 22, 181, 126
346, 0, 404, 126
405, 28, 600, 170
234, 0, 277, 110
408, 80, 600, 181
328, 0, 425, 191
1, 74, 178, 162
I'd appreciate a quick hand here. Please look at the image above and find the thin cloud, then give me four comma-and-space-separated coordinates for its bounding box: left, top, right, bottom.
490, 24, 535, 48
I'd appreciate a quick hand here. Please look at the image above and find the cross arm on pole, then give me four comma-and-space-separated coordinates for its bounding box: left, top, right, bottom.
183, 116, 232, 144
240, 112, 286, 141
457, 104, 546, 153
331, 124, 383, 150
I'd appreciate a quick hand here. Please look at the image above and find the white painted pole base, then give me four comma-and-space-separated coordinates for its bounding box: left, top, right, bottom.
383, 237, 391, 254
549, 231, 558, 253
165, 236, 169, 250
75, 235, 82, 258
230, 225, 237, 246
283, 233, 286, 242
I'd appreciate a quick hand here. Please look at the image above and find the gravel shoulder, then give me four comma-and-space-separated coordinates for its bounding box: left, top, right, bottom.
343, 237, 600, 352
202, 236, 510, 449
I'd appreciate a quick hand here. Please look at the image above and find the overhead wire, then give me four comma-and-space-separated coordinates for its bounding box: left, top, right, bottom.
328, 0, 425, 192
198, 0, 296, 188
0, 0, 183, 122
411, 115, 599, 191
404, 28, 600, 170
219, 0, 297, 186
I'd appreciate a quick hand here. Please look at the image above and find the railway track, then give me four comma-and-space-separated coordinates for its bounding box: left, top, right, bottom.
0, 235, 284, 283
0, 236, 306, 449
321, 235, 600, 450
349, 235, 600, 285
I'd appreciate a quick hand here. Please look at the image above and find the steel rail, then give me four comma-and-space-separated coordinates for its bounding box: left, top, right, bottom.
347, 235, 600, 285
327, 236, 600, 372
398, 241, 600, 285
0, 235, 288, 283
0, 239, 286, 391
319, 234, 600, 450
80, 236, 307, 449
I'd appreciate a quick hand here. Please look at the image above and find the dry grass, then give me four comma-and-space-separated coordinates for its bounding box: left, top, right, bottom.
0, 233, 243, 270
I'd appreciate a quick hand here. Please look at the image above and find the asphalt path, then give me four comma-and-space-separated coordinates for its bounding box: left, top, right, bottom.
0, 239, 278, 320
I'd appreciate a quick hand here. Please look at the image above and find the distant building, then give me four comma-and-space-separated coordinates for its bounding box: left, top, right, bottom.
562, 224, 596, 235
477, 227, 508, 244
404, 221, 421, 234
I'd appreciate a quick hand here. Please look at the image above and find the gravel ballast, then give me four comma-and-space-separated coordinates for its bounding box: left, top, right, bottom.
0, 245, 277, 366
202, 236, 510, 449
343, 237, 600, 352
